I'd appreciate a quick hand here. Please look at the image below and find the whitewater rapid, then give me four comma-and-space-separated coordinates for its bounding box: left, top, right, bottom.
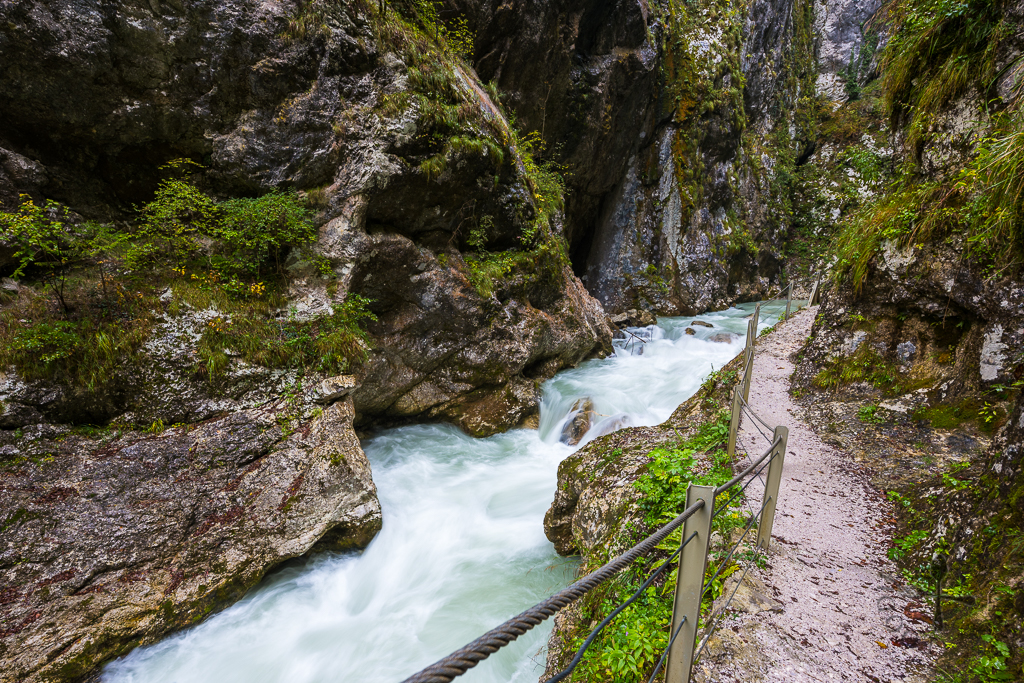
103, 302, 784, 683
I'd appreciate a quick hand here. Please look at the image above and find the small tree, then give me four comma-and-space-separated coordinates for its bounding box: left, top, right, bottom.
0, 194, 87, 314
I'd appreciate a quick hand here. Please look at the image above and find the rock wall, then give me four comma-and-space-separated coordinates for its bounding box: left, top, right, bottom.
0, 389, 380, 683
0, 0, 616, 434
786, 0, 1024, 673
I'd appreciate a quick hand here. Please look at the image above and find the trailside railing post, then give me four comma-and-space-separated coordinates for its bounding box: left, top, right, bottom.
756, 425, 788, 551
727, 387, 741, 459
742, 346, 754, 403
666, 484, 715, 683
785, 283, 793, 320
809, 275, 821, 307
753, 302, 761, 332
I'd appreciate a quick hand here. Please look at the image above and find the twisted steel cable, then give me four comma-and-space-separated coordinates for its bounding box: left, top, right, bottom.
400, 499, 707, 683
739, 394, 775, 434
699, 495, 772, 604
714, 437, 777, 495
712, 451, 776, 519
545, 530, 698, 683
693, 542, 763, 667
741, 404, 774, 443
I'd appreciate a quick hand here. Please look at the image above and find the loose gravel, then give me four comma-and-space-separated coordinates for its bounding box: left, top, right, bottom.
696, 306, 938, 682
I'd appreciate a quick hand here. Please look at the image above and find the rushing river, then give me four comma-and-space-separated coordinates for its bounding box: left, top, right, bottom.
103, 302, 786, 683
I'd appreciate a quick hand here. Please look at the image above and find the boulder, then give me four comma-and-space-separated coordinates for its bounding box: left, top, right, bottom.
712, 572, 785, 615
685, 327, 696, 335
709, 332, 736, 343
560, 398, 597, 446
624, 309, 657, 327
309, 375, 358, 405
692, 320, 714, 327
0, 396, 381, 683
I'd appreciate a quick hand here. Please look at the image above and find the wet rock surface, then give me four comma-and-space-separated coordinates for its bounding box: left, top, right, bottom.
0, 391, 381, 683
559, 398, 597, 446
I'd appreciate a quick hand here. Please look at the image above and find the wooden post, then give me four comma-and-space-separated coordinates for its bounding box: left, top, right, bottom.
742, 347, 754, 403
808, 275, 821, 307
785, 284, 792, 320
727, 387, 741, 458
666, 484, 715, 683
756, 425, 788, 551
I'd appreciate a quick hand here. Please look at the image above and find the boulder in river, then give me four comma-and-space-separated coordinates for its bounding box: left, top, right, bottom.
685, 328, 696, 335
624, 309, 657, 327
692, 320, 714, 328
709, 332, 737, 343
560, 398, 597, 446
0, 389, 381, 683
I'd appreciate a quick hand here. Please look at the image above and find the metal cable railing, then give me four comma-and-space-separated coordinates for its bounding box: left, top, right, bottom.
545, 530, 698, 683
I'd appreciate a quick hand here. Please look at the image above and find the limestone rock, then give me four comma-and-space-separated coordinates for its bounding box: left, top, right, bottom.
309, 375, 358, 404
685, 327, 697, 335
560, 398, 597, 446
623, 309, 657, 327
709, 332, 737, 343
0, 396, 381, 683
692, 320, 714, 328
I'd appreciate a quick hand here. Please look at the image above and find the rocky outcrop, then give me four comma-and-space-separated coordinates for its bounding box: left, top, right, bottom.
0, 0, 617, 434
0, 388, 380, 683
339, 235, 614, 436
559, 397, 596, 446
794, 246, 1024, 399
541, 355, 742, 675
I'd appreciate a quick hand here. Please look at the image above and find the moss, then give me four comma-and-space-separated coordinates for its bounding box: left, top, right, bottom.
0, 507, 38, 533
912, 397, 1007, 433
813, 345, 905, 392
196, 294, 376, 381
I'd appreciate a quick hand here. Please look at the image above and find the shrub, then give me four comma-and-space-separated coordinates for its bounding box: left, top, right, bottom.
0, 196, 103, 313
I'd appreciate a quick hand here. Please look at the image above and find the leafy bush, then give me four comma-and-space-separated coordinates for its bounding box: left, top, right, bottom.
571, 412, 752, 682
128, 160, 316, 292
0, 195, 117, 313
217, 191, 315, 279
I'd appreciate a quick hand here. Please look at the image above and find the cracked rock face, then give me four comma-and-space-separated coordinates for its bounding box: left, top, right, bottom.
0, 393, 380, 683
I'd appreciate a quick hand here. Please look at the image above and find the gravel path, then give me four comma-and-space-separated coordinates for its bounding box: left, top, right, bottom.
697, 307, 937, 682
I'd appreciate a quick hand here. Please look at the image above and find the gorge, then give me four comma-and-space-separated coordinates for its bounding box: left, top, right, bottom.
2, 0, 1023, 680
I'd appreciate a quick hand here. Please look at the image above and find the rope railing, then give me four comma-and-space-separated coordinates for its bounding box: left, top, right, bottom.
400, 296, 803, 683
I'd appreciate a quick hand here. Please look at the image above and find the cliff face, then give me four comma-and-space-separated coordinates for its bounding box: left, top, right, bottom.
0, 0, 615, 437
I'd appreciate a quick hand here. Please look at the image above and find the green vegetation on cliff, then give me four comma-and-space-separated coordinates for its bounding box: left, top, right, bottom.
832, 0, 1024, 288
0, 163, 374, 396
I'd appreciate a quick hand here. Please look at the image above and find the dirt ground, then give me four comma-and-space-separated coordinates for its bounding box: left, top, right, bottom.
695, 306, 938, 682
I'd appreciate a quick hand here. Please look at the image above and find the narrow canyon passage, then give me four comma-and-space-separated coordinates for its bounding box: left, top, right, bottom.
101, 304, 785, 683
698, 308, 936, 681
